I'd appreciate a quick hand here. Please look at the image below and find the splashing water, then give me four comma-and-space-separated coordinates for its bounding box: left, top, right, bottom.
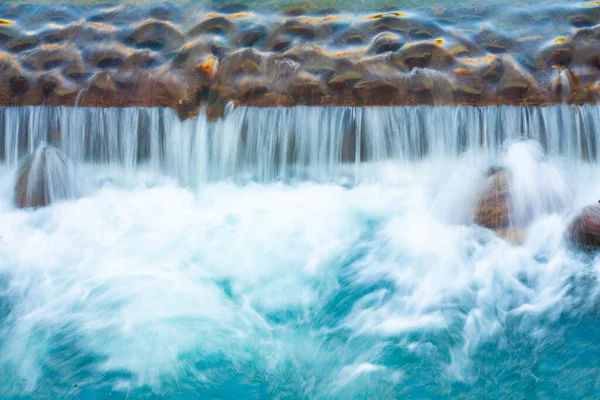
1, 106, 600, 398
13, 143, 79, 208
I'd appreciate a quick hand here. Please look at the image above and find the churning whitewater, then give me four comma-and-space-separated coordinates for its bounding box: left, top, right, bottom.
1, 106, 600, 398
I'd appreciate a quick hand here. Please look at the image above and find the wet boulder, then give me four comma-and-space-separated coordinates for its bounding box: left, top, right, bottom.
566, 204, 600, 250
188, 16, 234, 38
0, 51, 30, 100
63, 53, 90, 81
14, 144, 77, 209
86, 47, 130, 69
474, 28, 514, 54
120, 50, 162, 71
280, 19, 317, 41
549, 67, 578, 101
217, 48, 263, 83
126, 20, 185, 53
21, 44, 79, 71
287, 75, 324, 104
496, 56, 542, 103
366, 33, 403, 55
6, 35, 40, 53
473, 168, 522, 242
391, 42, 454, 71
402, 68, 453, 104
353, 79, 400, 105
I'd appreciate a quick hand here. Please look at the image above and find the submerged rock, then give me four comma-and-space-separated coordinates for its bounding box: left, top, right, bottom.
473, 168, 523, 242
566, 204, 600, 250
14, 143, 77, 208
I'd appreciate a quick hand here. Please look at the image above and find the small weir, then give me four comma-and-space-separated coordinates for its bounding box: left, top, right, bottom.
1, 105, 600, 184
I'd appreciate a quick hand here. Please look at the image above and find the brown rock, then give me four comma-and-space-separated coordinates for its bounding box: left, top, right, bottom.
206, 100, 226, 121
244, 92, 295, 107
63, 53, 90, 81
120, 50, 162, 70
22, 44, 78, 71
335, 29, 365, 46
496, 56, 541, 103
367, 33, 403, 55
280, 45, 337, 75
15, 144, 76, 209
353, 79, 399, 105
392, 42, 454, 71
549, 67, 579, 101
536, 41, 573, 70
240, 26, 268, 47
288, 76, 324, 104
401, 68, 453, 104
88, 71, 117, 93
475, 28, 514, 54
86, 47, 131, 69
217, 48, 263, 83
327, 71, 362, 91
280, 20, 316, 41
269, 38, 293, 53
7, 36, 40, 53
127, 20, 185, 52
473, 168, 522, 242
188, 16, 234, 38
567, 205, 600, 250
0, 52, 30, 101
37, 71, 80, 102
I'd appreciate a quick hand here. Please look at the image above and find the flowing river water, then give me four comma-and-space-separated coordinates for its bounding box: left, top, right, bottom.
1, 105, 600, 398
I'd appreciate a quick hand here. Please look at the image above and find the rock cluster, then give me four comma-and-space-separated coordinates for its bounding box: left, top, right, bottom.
1, 3, 600, 118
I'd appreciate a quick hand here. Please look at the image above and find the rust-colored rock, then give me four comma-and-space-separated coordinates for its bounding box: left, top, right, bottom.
288, 76, 325, 104
473, 168, 523, 242
567, 204, 600, 250
354, 79, 399, 105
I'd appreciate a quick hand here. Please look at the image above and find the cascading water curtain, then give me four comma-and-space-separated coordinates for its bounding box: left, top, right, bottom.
1, 105, 600, 185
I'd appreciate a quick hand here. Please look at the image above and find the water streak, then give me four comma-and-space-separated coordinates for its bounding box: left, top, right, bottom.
1, 105, 599, 186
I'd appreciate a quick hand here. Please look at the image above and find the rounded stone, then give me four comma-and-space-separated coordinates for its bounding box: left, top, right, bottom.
353, 79, 400, 105
22, 45, 78, 71
14, 144, 76, 209
188, 16, 234, 38
473, 168, 523, 242
567, 204, 600, 250
367, 33, 403, 55
126, 20, 185, 53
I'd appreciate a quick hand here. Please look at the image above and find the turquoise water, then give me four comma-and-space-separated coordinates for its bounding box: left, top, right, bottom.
1, 106, 600, 398
1, 150, 600, 398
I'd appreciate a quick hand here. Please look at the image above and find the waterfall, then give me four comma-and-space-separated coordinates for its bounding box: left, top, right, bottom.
2, 104, 600, 398
0, 105, 599, 185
